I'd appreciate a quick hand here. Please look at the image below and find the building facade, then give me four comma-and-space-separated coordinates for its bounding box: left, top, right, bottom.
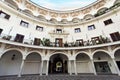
0, 0, 120, 77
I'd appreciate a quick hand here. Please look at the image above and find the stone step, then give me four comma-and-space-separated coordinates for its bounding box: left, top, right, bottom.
0, 75, 120, 80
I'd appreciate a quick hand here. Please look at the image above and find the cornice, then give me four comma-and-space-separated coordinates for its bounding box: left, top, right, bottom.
1, 0, 119, 27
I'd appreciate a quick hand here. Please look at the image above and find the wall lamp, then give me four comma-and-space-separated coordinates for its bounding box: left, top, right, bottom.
11, 54, 16, 60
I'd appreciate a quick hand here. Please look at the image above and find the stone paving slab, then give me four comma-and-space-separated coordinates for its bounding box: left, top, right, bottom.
0, 75, 120, 80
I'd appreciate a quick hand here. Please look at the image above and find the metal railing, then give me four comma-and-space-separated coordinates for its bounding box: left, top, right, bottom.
0, 33, 117, 48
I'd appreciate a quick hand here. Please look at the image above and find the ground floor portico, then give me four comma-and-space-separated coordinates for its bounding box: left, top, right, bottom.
0, 44, 120, 77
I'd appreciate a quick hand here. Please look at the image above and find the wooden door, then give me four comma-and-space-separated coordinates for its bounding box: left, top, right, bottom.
14, 34, 24, 43
110, 32, 120, 42
33, 38, 41, 45
55, 38, 63, 47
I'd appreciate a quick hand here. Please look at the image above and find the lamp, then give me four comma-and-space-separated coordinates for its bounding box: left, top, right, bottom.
11, 54, 15, 60
98, 57, 101, 60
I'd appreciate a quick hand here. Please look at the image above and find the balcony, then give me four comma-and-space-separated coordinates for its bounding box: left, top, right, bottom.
49, 30, 69, 35
0, 33, 120, 50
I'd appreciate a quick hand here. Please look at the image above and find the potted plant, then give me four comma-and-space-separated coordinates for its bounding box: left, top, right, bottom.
64, 41, 68, 47
41, 38, 50, 46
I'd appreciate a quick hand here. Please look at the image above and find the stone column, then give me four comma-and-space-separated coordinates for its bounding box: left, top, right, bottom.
63, 60, 65, 73
112, 58, 120, 76
0, 44, 6, 59
90, 59, 97, 75
40, 60, 44, 75
18, 59, 25, 77
74, 60, 77, 75
68, 60, 72, 75
46, 60, 49, 75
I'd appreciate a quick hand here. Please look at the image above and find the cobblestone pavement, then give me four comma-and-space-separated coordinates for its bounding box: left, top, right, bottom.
0, 74, 120, 80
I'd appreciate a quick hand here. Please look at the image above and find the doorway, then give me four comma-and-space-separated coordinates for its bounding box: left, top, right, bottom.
14, 34, 24, 43
116, 61, 120, 71
55, 38, 63, 47
110, 32, 120, 42
49, 54, 68, 74
33, 38, 41, 46
94, 62, 111, 74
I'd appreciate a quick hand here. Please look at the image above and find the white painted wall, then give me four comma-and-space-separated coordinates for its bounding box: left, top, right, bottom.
0, 50, 22, 76
76, 61, 91, 73
22, 53, 41, 75
0, 1, 120, 44
22, 62, 40, 74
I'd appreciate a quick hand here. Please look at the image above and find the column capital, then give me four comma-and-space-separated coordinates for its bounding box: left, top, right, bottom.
90, 58, 94, 61
68, 59, 75, 61
43, 59, 49, 61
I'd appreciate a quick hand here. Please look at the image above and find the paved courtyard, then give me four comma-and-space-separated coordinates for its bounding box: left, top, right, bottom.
0, 74, 120, 80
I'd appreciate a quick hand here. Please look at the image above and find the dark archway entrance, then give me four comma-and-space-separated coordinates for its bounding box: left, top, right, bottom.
49, 54, 68, 74
93, 51, 112, 74
114, 49, 120, 71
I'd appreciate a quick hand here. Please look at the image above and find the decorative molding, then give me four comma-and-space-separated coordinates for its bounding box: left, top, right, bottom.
5, 44, 25, 51
111, 45, 120, 51
82, 8, 92, 14
60, 13, 69, 18
50, 12, 58, 18
25, 1, 36, 11
38, 9, 48, 15
28, 48, 42, 53
71, 12, 80, 17
15, 0, 22, 3
94, 0, 106, 9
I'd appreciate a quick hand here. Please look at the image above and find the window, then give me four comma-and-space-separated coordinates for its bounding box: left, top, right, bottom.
75, 28, 81, 33
56, 29, 62, 33
91, 37, 100, 44
110, 32, 120, 42
0, 28, 3, 35
20, 20, 29, 28
88, 25, 95, 30
76, 39, 84, 46
33, 38, 41, 45
104, 19, 113, 25
0, 11, 10, 20
36, 26, 43, 31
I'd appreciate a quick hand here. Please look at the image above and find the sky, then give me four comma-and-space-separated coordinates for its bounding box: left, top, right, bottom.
30, 0, 97, 11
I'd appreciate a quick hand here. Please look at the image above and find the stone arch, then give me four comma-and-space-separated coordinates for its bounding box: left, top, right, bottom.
93, 50, 116, 74
113, 47, 120, 71
25, 51, 42, 60
49, 52, 69, 74
50, 18, 57, 23
83, 14, 94, 20
75, 51, 92, 74
61, 19, 68, 24
113, 47, 120, 57
0, 49, 23, 76
37, 15, 46, 21
49, 52, 69, 60
22, 52, 42, 75
92, 49, 111, 58
114, 47, 120, 60
97, 7, 108, 14
22, 9, 34, 16
1, 48, 23, 59
4, 0, 19, 9
75, 51, 90, 59
114, 0, 120, 5
72, 18, 80, 23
